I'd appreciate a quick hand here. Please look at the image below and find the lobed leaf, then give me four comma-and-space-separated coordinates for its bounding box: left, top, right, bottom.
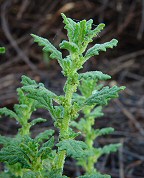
61, 13, 76, 42
57, 139, 87, 158
0, 135, 11, 146
79, 71, 111, 81
94, 127, 114, 137
0, 107, 18, 120
22, 84, 57, 111
85, 86, 125, 106
87, 106, 104, 118
31, 34, 62, 61
38, 137, 55, 159
21, 75, 37, 86
99, 143, 121, 155
0, 146, 31, 169
30, 118, 46, 126
35, 130, 54, 143
85, 39, 118, 60
59, 40, 79, 53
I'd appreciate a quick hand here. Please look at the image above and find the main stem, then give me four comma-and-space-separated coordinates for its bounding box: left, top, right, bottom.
56, 73, 79, 175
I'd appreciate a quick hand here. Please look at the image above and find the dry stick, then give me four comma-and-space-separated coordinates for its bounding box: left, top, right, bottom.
137, 0, 144, 39
111, 49, 144, 64
115, 99, 144, 136
117, 1, 135, 35
1, 1, 38, 72
119, 139, 125, 178
17, 0, 29, 19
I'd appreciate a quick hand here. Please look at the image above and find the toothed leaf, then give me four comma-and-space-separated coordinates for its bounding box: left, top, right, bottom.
57, 139, 87, 158
60, 40, 79, 53
79, 71, 111, 81
85, 86, 125, 106
35, 130, 54, 143
85, 39, 118, 60
0, 107, 18, 120
31, 34, 62, 61
30, 118, 46, 126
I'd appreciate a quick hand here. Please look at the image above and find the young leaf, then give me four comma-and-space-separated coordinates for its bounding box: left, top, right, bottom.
94, 127, 114, 137
61, 13, 76, 42
30, 118, 46, 126
21, 75, 37, 86
79, 71, 111, 81
0, 135, 11, 146
57, 139, 87, 158
0, 107, 18, 120
85, 86, 125, 106
35, 130, 54, 143
59, 40, 79, 53
85, 39, 118, 60
87, 106, 103, 118
22, 81, 57, 113
31, 34, 62, 61
38, 137, 55, 159
99, 143, 121, 155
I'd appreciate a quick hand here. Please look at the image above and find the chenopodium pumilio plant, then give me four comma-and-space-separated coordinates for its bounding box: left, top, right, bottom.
0, 14, 125, 178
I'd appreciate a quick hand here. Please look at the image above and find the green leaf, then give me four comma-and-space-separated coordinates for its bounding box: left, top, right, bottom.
94, 127, 114, 137
85, 39, 118, 60
60, 40, 79, 53
92, 23, 105, 37
38, 137, 55, 159
79, 173, 111, 178
41, 136, 54, 149
31, 34, 62, 61
57, 139, 87, 158
87, 106, 103, 118
99, 143, 121, 155
61, 13, 76, 42
79, 71, 111, 81
0, 135, 11, 145
22, 83, 57, 111
71, 119, 87, 132
35, 130, 54, 143
30, 118, 46, 126
0, 172, 13, 178
21, 75, 37, 86
47, 170, 69, 178
0, 47, 5, 54
22, 79, 57, 100
0, 107, 18, 120
85, 86, 125, 106
0, 145, 31, 169
22, 171, 36, 178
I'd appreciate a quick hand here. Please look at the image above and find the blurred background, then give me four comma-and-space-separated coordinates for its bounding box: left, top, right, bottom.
0, 0, 144, 177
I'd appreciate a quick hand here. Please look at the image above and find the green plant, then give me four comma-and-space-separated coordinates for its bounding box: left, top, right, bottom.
0, 14, 125, 178
0, 47, 5, 54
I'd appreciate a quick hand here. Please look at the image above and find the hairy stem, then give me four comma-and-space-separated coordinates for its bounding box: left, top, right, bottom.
56, 74, 79, 174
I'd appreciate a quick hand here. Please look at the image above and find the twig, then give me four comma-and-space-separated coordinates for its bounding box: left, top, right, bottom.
115, 99, 144, 136
1, 1, 38, 72
137, 0, 144, 39
111, 49, 144, 64
119, 139, 125, 178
